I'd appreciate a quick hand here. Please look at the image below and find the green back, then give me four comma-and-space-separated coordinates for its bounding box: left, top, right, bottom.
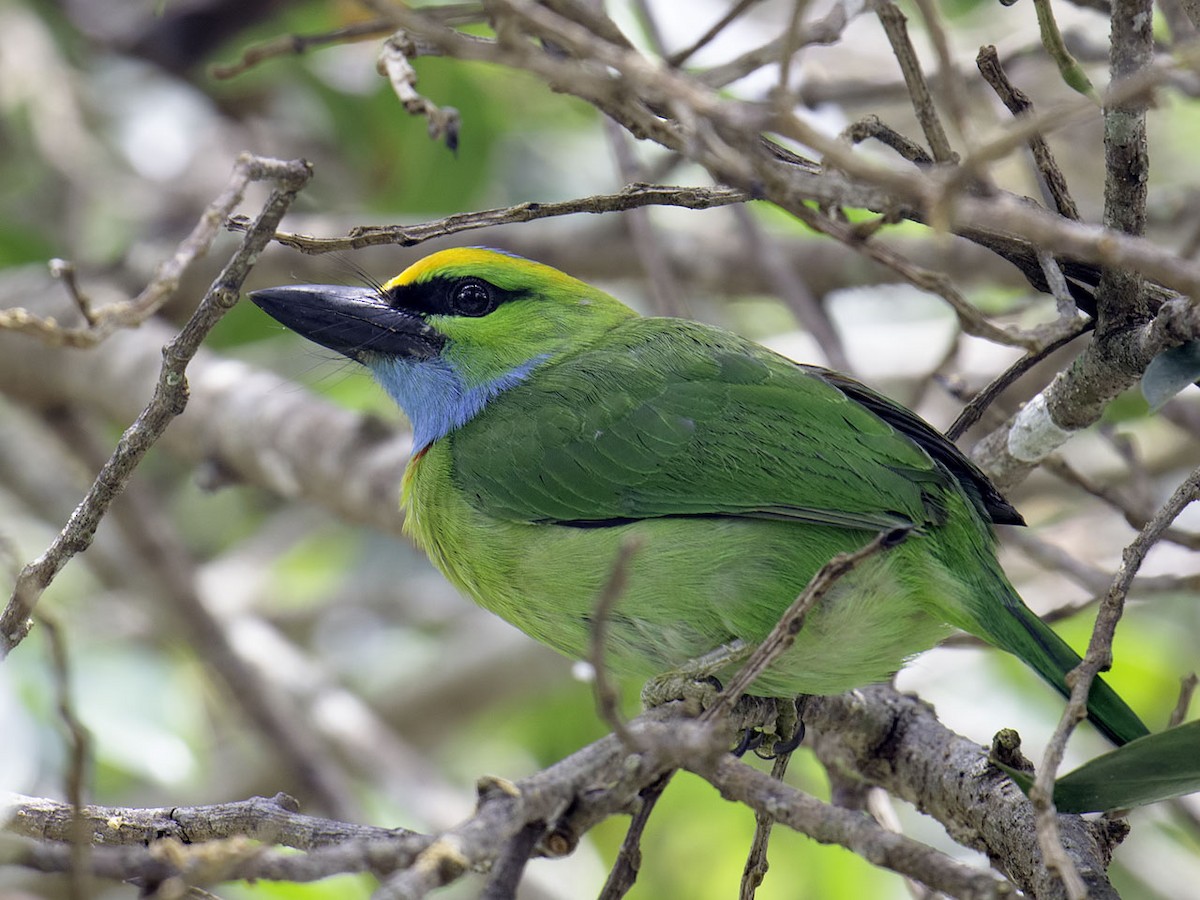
449, 317, 992, 534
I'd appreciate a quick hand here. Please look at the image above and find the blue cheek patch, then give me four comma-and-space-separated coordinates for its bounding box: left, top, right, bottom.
369, 355, 546, 451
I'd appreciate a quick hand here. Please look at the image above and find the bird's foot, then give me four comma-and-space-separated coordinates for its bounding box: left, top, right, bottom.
731, 696, 806, 759
767, 697, 806, 757
640, 640, 753, 714
640, 672, 724, 716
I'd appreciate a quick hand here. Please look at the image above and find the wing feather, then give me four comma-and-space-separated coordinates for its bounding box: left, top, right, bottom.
448, 318, 1012, 531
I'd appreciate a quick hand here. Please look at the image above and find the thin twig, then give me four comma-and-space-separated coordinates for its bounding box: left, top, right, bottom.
210, 18, 397, 79
731, 204, 851, 371
604, 124, 686, 316
1038, 251, 1080, 317
36, 613, 92, 900
479, 821, 545, 900
667, 0, 762, 68
210, 5, 485, 79
696, 3, 854, 88
377, 32, 460, 151
945, 320, 1090, 440
876, 2, 955, 164
590, 537, 643, 750
0, 155, 312, 656
47, 259, 96, 327
5, 792, 417, 848
0, 157, 306, 349
1169, 673, 1198, 728
1043, 455, 1200, 551
775, 0, 809, 96
703, 528, 908, 724
693, 752, 1012, 898
788, 203, 1041, 349
841, 115, 933, 166
976, 45, 1081, 222
1032, 465, 1200, 899
597, 772, 674, 900
739, 752, 792, 900
911, 0, 973, 150
247, 183, 749, 254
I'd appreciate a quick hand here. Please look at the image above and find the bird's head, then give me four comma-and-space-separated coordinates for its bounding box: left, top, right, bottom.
250, 247, 637, 450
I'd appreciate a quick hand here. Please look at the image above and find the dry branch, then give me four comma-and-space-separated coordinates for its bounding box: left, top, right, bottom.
0, 155, 312, 656
4, 3, 1199, 898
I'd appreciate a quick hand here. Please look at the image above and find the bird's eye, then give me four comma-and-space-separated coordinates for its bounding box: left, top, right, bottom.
450, 279, 496, 317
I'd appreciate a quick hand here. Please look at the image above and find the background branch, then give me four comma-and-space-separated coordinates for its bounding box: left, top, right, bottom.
1, 2, 1197, 898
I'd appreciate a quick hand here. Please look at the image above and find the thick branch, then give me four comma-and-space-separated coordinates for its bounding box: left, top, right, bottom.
6, 686, 1127, 897
5, 792, 411, 849
972, 296, 1200, 489
805, 686, 1124, 899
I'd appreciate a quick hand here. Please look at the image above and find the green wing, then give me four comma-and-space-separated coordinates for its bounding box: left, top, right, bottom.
450, 318, 1007, 532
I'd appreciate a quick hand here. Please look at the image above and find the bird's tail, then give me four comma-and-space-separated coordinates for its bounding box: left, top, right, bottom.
974, 581, 1150, 747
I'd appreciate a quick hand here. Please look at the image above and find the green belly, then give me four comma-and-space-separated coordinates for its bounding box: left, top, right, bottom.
404, 442, 958, 697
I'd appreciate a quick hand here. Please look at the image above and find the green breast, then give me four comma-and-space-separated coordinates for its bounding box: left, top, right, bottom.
401, 436, 959, 696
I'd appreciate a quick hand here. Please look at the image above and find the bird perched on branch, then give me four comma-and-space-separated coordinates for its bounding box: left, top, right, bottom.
251, 247, 1148, 746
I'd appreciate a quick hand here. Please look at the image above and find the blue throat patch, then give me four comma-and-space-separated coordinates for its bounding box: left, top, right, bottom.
369, 355, 544, 452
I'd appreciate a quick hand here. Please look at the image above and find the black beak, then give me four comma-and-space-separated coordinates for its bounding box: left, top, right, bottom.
249, 284, 445, 362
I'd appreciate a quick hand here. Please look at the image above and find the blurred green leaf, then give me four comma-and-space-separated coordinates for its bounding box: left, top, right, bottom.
0, 223, 56, 266
1142, 340, 1200, 410
999, 721, 1200, 813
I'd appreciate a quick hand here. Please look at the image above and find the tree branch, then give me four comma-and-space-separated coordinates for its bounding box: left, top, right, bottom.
0, 155, 312, 656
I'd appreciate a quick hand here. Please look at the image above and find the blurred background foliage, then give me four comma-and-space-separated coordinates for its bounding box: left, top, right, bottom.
0, 0, 1198, 898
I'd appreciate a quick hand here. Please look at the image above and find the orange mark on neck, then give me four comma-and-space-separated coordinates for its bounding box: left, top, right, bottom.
403, 443, 430, 485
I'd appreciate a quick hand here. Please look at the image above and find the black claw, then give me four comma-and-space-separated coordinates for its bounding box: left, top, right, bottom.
770, 720, 806, 756
732, 728, 766, 758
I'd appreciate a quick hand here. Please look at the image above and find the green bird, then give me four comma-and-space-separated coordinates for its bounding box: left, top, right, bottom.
251, 247, 1148, 746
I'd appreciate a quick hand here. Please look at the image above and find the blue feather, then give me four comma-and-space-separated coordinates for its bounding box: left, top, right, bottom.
370, 354, 544, 451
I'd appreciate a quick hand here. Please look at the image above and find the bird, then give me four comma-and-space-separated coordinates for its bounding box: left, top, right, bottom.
250, 247, 1149, 746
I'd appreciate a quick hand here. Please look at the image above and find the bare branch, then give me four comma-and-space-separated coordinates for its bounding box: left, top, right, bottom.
876, 2, 956, 164
739, 752, 792, 900
666, 0, 761, 68
1032, 465, 1200, 898
1169, 673, 1198, 728
0, 157, 306, 348
694, 751, 1014, 900
35, 615, 92, 900
597, 773, 673, 900
377, 32, 461, 151
0, 155, 312, 656
976, 45, 1081, 222
703, 528, 908, 724
6, 680, 1124, 897
589, 537, 643, 751
806, 685, 1123, 898
209, 18, 397, 79
251, 183, 750, 254
972, 296, 1200, 489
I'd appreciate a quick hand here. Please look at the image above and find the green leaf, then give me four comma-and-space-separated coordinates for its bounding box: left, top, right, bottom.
1142, 340, 1200, 410
997, 721, 1200, 813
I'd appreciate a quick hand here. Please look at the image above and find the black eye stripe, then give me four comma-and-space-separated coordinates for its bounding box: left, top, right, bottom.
384, 276, 521, 318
